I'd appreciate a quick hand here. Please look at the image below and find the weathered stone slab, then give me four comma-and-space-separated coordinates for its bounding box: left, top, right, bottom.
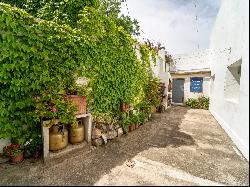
92, 138, 104, 147
92, 128, 102, 139
101, 134, 108, 144
117, 128, 124, 137
107, 130, 117, 140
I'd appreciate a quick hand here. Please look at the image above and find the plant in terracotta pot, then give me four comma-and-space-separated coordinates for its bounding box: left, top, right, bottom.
35, 90, 78, 129
65, 80, 91, 115
3, 143, 24, 164
137, 111, 146, 126
135, 100, 151, 121
131, 114, 140, 130
121, 112, 131, 134
121, 102, 130, 112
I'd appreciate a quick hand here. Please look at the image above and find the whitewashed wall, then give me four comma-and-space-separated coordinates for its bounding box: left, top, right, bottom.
135, 46, 170, 107
171, 73, 210, 102
207, 0, 249, 160
171, 50, 210, 72
153, 49, 170, 107
171, 50, 211, 103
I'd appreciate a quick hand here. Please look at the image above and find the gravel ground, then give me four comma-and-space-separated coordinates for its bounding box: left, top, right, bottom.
0, 106, 249, 186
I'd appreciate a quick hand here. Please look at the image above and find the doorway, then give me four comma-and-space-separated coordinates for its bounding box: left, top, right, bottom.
172, 79, 185, 103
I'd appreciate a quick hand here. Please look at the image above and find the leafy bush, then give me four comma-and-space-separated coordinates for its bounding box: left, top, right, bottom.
0, 3, 86, 142
145, 74, 161, 107
0, 3, 159, 143
185, 96, 210, 110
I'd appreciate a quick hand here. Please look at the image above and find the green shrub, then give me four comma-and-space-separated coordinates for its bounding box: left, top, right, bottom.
0, 3, 165, 144
185, 96, 210, 110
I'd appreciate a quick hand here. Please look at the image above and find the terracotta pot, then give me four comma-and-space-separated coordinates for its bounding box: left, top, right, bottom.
125, 104, 130, 110
133, 124, 136, 130
129, 124, 136, 131
121, 103, 127, 111
135, 124, 139, 129
10, 151, 24, 165
66, 95, 86, 114
128, 125, 133, 132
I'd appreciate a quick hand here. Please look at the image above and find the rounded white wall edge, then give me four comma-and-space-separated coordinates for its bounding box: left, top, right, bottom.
209, 109, 249, 161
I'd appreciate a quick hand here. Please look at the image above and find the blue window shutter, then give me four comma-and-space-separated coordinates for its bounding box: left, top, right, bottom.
190, 77, 203, 93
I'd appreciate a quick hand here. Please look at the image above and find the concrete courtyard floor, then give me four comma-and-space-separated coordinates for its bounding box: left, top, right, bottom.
0, 106, 249, 186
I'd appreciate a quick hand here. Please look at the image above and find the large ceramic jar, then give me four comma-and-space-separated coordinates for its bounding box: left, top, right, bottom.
49, 125, 68, 151
69, 124, 84, 144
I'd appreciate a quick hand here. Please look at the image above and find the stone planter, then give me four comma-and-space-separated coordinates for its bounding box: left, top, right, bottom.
117, 128, 124, 137
92, 128, 102, 140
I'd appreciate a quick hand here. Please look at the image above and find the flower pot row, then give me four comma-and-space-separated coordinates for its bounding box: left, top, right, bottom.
128, 124, 140, 132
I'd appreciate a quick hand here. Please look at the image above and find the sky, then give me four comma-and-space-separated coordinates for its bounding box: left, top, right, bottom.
121, 0, 222, 55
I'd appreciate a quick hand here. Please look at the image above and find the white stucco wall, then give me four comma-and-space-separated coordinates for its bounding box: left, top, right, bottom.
153, 49, 171, 107
171, 50, 210, 72
207, 0, 249, 160
135, 46, 171, 107
171, 73, 211, 102
170, 50, 211, 103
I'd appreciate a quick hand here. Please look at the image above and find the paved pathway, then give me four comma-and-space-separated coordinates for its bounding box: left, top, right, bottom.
0, 106, 249, 185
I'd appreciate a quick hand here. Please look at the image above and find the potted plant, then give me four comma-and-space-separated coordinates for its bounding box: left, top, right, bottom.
121, 113, 131, 134
129, 115, 137, 132
121, 102, 130, 112
3, 144, 24, 164
138, 111, 146, 125
65, 81, 90, 115
132, 114, 140, 129
121, 103, 126, 111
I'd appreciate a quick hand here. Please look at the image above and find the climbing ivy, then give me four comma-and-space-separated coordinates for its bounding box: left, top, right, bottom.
0, 3, 87, 142
0, 3, 160, 143
1, 0, 100, 28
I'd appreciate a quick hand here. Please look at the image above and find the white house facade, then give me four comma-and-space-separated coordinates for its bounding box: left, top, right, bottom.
170, 50, 211, 104
207, 0, 249, 160
152, 49, 171, 108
